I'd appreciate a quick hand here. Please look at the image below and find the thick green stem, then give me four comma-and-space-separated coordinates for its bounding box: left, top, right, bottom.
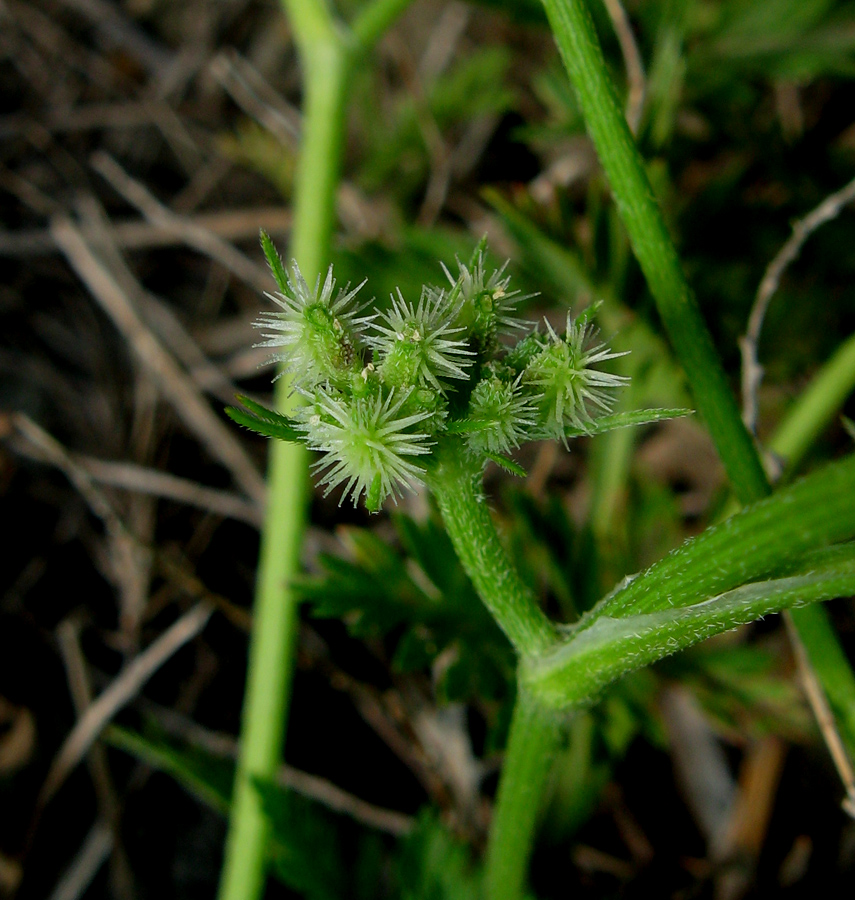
484, 693, 565, 900
217, 5, 349, 900
541, 0, 768, 505
430, 445, 558, 656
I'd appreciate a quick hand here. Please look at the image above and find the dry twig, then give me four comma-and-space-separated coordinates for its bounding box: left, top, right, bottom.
785, 616, 855, 818
73, 192, 245, 408
56, 620, 136, 900
90, 152, 272, 292
7, 411, 151, 628
0, 206, 291, 257
49, 215, 266, 505
602, 0, 646, 134
81, 458, 262, 526
275, 763, 414, 836
135, 705, 414, 836
208, 49, 301, 148
46, 822, 114, 900
54, 0, 174, 77
39, 602, 214, 807
740, 174, 855, 434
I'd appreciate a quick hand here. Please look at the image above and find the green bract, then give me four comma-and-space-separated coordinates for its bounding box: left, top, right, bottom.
235, 233, 658, 512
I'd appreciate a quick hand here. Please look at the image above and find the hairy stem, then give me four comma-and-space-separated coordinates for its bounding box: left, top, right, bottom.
429, 444, 560, 898
540, 0, 768, 505
430, 444, 558, 656
484, 693, 565, 900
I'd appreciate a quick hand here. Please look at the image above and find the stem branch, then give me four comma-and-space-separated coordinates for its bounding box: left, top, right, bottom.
430, 445, 558, 657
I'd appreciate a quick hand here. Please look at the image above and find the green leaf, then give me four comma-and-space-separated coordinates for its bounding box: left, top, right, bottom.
105, 723, 233, 814
395, 811, 482, 900
523, 543, 855, 709
671, 643, 814, 742
444, 417, 496, 435
225, 394, 303, 443
108, 722, 370, 900
255, 780, 347, 900
298, 515, 515, 706
299, 525, 437, 634
502, 489, 581, 618
484, 452, 528, 478
599, 453, 855, 619
260, 229, 290, 294
563, 407, 693, 439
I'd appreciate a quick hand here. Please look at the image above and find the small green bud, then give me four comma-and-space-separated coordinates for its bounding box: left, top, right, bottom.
255, 257, 370, 389
443, 251, 529, 358
464, 372, 536, 456
297, 386, 434, 510
506, 332, 548, 372
369, 288, 473, 392
524, 313, 629, 442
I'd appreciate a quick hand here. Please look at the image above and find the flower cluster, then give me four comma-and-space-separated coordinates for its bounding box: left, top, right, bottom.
245, 234, 629, 511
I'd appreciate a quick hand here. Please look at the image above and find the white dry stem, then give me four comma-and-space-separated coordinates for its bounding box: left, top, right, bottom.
8, 412, 151, 629
80, 458, 262, 526
602, 0, 646, 134
740, 174, 855, 435
39, 602, 213, 807
0, 206, 291, 257
90, 151, 272, 292
50, 215, 266, 506
46, 821, 114, 900
785, 616, 855, 818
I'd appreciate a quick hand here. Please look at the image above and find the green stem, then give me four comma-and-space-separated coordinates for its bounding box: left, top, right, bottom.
429, 444, 558, 656
217, 5, 349, 900
770, 328, 855, 477
540, 0, 768, 506
218, 0, 423, 893
216, 441, 307, 900
484, 693, 564, 900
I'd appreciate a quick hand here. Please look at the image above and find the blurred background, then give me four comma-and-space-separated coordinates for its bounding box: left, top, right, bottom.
2, 0, 855, 897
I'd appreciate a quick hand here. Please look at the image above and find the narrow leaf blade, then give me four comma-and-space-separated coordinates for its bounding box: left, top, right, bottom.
260, 229, 290, 294
564, 407, 693, 439
226, 395, 303, 443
